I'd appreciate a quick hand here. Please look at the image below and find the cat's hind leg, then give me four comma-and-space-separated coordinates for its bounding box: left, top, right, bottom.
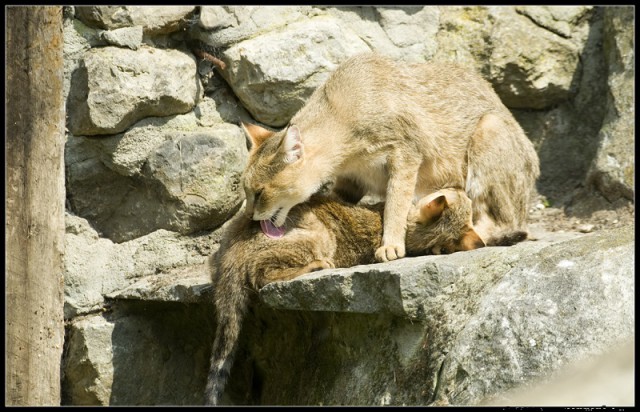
302, 258, 335, 273
258, 259, 335, 287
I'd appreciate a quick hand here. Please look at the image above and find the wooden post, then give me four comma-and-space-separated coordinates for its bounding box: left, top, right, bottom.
6, 6, 65, 405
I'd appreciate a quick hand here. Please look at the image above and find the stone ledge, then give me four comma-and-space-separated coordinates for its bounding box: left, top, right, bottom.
104, 227, 633, 321
259, 230, 602, 319
106, 263, 212, 303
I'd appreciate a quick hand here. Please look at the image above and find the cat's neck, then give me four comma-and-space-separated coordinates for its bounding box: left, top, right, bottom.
298, 125, 351, 177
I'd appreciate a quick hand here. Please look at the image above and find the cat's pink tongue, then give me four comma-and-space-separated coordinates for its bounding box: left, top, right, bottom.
260, 220, 285, 239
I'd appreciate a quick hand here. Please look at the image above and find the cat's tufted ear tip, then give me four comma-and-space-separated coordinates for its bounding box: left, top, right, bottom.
283, 125, 304, 164
241, 122, 275, 150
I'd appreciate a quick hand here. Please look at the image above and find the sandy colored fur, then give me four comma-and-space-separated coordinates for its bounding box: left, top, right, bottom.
242, 53, 540, 262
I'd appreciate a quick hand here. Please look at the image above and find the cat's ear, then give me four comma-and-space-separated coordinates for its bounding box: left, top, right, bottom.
418, 194, 448, 224
460, 228, 485, 251
282, 125, 303, 164
241, 122, 275, 150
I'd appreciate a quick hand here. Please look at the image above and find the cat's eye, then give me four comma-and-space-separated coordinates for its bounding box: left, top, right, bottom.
254, 189, 263, 202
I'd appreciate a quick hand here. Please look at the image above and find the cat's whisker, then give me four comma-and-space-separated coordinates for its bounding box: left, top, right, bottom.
282, 215, 296, 227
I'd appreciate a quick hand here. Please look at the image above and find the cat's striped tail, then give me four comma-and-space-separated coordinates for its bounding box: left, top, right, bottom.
204, 271, 250, 406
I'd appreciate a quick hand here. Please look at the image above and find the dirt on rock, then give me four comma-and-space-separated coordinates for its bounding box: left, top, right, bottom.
527, 186, 634, 240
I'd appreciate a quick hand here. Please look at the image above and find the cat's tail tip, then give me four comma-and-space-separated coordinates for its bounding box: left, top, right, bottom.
486, 230, 528, 247
204, 376, 225, 406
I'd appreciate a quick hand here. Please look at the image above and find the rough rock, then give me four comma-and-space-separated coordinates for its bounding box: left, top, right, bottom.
515, 6, 593, 39
487, 7, 583, 109
67, 46, 200, 136
587, 6, 634, 202
63, 16, 105, 103
219, 15, 371, 126
429, 6, 589, 110
65, 113, 247, 242
63, 213, 218, 319
482, 339, 634, 406
106, 264, 212, 303
430, 227, 634, 405
62, 315, 115, 405
75, 6, 196, 34
62, 301, 214, 405
142, 127, 246, 221
510, 8, 607, 199
260, 231, 580, 316
92, 91, 249, 177
193, 6, 314, 48
376, 7, 438, 49
432, 6, 494, 74
100, 26, 143, 50
324, 6, 439, 64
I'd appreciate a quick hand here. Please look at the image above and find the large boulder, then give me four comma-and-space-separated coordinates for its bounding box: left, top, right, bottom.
62, 315, 116, 405
427, 227, 634, 404
66, 90, 248, 243
509, 8, 608, 200
487, 7, 588, 109
68, 46, 200, 136
198, 6, 442, 126
515, 6, 593, 39
483, 338, 633, 406
63, 213, 219, 319
587, 6, 634, 202
219, 15, 371, 126
432, 6, 493, 73
65, 118, 247, 242
433, 6, 591, 110
62, 299, 214, 405
194, 6, 314, 48
323, 6, 439, 64
258, 226, 634, 405
75, 6, 196, 34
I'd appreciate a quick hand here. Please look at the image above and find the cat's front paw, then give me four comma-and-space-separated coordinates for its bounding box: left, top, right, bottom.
375, 244, 406, 262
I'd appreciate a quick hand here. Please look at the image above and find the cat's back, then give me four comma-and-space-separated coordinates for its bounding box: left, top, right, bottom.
214, 200, 334, 276
325, 53, 494, 95
409, 60, 504, 107
315, 53, 505, 127
310, 195, 382, 232
309, 196, 384, 266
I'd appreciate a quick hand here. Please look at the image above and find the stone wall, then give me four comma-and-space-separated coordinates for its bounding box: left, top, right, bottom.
61, 6, 634, 406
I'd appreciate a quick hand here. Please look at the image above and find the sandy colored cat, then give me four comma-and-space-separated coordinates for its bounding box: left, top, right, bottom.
204, 188, 487, 405
241, 53, 540, 262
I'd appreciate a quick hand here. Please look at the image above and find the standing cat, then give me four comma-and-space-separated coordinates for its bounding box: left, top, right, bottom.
241, 53, 540, 262
204, 188, 486, 405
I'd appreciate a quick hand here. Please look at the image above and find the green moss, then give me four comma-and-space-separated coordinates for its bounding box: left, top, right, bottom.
460, 6, 489, 24
623, 165, 634, 187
